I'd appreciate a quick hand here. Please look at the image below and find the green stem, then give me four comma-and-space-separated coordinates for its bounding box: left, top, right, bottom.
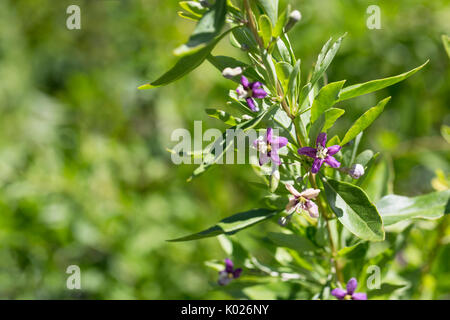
309, 174, 344, 284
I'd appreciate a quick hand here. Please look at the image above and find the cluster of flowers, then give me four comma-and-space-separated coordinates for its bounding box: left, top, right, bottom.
215, 75, 366, 299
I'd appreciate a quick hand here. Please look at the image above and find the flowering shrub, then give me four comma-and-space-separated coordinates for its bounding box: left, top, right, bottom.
140, 0, 449, 299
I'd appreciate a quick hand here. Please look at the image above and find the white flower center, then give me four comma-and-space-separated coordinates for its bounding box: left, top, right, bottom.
237, 85, 252, 99
316, 145, 328, 159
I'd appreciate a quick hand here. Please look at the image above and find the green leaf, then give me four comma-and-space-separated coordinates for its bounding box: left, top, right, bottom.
310, 80, 346, 123
322, 178, 385, 241
310, 34, 346, 86
442, 124, 450, 144
308, 108, 345, 144
257, 0, 279, 26
258, 15, 272, 48
188, 104, 277, 181
205, 108, 242, 126
179, 1, 207, 17
377, 190, 450, 226
340, 97, 391, 146
168, 208, 278, 241
275, 61, 292, 92
207, 55, 262, 82
298, 35, 345, 106
177, 11, 201, 21
337, 61, 429, 102
360, 157, 392, 201
139, 28, 236, 89
287, 59, 301, 102
174, 0, 227, 56
267, 232, 316, 252
338, 242, 369, 259
443, 35, 450, 58
368, 283, 408, 298
272, 9, 287, 38
231, 27, 258, 51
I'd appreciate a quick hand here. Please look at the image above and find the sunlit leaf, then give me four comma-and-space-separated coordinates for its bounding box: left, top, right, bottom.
168, 208, 278, 241
139, 28, 236, 89
310, 80, 346, 123
323, 178, 385, 241
340, 97, 391, 146
377, 190, 450, 226
174, 0, 227, 56
337, 61, 429, 101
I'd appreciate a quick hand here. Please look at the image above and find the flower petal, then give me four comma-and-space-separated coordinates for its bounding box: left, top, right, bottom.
240, 76, 250, 88
311, 158, 324, 173
285, 184, 302, 198
300, 188, 320, 200
298, 147, 317, 158
325, 155, 341, 168
316, 132, 327, 148
246, 97, 258, 112
331, 288, 347, 300
271, 136, 288, 150
327, 145, 341, 156
305, 200, 319, 218
270, 151, 281, 166
352, 293, 367, 300
346, 278, 358, 295
285, 196, 298, 213
233, 268, 242, 279
225, 258, 234, 273
249, 81, 262, 90
252, 88, 267, 99
259, 152, 270, 166
265, 127, 273, 142
218, 271, 231, 286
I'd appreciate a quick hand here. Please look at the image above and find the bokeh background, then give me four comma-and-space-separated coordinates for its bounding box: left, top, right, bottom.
0, 0, 448, 299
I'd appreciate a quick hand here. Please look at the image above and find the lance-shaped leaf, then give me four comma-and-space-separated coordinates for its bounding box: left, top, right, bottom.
258, 15, 272, 48
267, 232, 316, 252
205, 108, 242, 126
139, 28, 236, 89
337, 61, 429, 102
174, 0, 227, 56
310, 80, 346, 123
308, 108, 345, 144
310, 34, 346, 86
323, 178, 385, 241
257, 0, 279, 26
443, 35, 450, 58
298, 35, 345, 105
377, 190, 450, 226
340, 97, 391, 146
168, 208, 278, 241
207, 55, 262, 82
188, 104, 277, 181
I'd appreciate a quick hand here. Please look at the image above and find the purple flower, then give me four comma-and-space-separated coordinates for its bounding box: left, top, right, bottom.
285, 183, 320, 218
331, 278, 367, 300
236, 76, 267, 112
253, 128, 288, 166
298, 132, 341, 173
218, 258, 242, 286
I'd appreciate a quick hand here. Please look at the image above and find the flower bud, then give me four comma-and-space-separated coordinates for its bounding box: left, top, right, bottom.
222, 67, 243, 79
278, 213, 293, 227
284, 10, 302, 33
278, 216, 290, 227
348, 164, 365, 179
199, 0, 211, 8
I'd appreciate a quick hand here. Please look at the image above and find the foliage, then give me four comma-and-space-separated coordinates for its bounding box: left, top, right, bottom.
0, 0, 449, 299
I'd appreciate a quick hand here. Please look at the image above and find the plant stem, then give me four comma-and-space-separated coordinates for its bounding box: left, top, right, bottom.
309, 174, 344, 284
243, 0, 264, 48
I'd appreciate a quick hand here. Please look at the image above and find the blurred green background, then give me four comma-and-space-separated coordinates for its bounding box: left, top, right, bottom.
0, 0, 448, 299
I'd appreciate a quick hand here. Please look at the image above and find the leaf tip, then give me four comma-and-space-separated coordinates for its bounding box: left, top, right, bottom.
138, 83, 154, 90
